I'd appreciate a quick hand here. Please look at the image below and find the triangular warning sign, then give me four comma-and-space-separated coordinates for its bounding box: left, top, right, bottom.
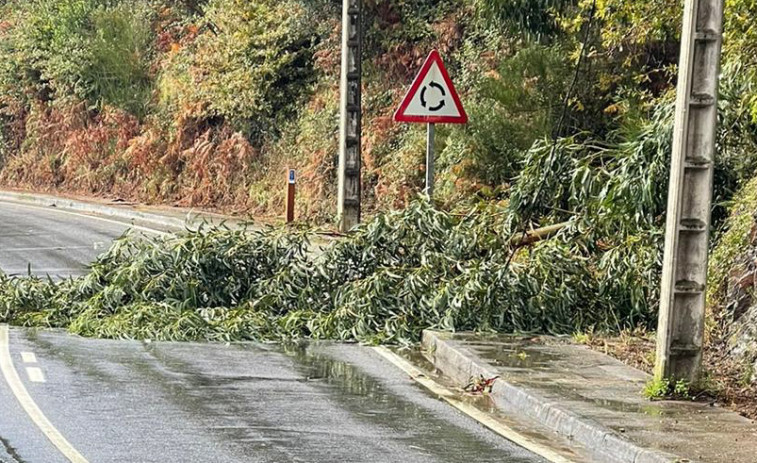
394, 50, 468, 124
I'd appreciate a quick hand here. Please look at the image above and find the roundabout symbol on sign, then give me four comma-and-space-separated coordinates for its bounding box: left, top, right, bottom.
420, 82, 447, 112
393, 50, 467, 124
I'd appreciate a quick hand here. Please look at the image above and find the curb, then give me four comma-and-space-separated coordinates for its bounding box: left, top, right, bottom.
0, 190, 239, 231
421, 330, 683, 463
373, 346, 580, 463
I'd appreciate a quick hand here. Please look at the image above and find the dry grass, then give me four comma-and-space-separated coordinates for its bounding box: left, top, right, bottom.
0, 101, 263, 215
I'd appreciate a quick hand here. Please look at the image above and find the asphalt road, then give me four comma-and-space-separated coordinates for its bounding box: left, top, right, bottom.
0, 200, 547, 463
0, 202, 137, 278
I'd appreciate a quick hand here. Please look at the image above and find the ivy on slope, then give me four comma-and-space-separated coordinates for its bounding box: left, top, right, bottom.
0, 199, 646, 344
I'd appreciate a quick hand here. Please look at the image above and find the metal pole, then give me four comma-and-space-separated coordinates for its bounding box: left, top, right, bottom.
337, 0, 362, 232
655, 0, 724, 383
425, 123, 435, 197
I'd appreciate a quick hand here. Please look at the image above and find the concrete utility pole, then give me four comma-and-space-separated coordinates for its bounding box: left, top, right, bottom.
337, 0, 362, 232
655, 0, 725, 383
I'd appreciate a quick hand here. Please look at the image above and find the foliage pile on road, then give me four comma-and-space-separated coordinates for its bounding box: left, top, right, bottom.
0, 198, 655, 344
2, 73, 757, 343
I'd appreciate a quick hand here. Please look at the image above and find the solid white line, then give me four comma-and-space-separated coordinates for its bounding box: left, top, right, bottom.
0, 201, 167, 236
21, 352, 37, 363
26, 367, 45, 383
373, 346, 576, 463
0, 325, 89, 463
1, 246, 92, 252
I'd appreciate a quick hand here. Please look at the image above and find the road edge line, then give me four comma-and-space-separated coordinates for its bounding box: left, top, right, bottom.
372, 346, 576, 463
0, 325, 89, 463
0, 201, 167, 236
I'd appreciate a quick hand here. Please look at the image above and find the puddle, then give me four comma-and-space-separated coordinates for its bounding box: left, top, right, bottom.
137, 342, 547, 462
283, 344, 545, 463
589, 397, 667, 416
473, 344, 561, 369
12, 331, 548, 462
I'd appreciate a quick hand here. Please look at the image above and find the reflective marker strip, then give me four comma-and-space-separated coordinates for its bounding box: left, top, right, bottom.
0, 325, 89, 463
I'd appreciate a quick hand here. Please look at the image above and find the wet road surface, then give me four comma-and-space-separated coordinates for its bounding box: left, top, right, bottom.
2, 329, 547, 463
0, 200, 547, 462
0, 202, 137, 278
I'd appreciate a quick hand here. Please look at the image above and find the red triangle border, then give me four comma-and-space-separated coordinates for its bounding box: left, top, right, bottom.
393, 49, 468, 124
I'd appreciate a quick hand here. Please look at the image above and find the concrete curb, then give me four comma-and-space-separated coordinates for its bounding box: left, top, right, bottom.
0, 190, 239, 231
421, 330, 683, 463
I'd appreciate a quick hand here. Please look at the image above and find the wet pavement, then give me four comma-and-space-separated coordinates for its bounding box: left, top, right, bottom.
422, 331, 757, 463
1, 329, 548, 462
0, 202, 136, 278
0, 199, 547, 462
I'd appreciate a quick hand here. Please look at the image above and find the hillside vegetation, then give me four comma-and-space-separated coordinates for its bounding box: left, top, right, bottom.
2, 0, 757, 396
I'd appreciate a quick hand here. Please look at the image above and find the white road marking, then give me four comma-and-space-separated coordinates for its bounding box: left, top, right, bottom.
26, 367, 45, 383
21, 352, 37, 363
373, 346, 576, 463
1, 246, 92, 252
0, 202, 167, 236
0, 325, 89, 463
5, 268, 86, 275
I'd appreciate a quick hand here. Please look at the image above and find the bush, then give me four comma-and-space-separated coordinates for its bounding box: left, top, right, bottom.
436, 44, 570, 203
158, 0, 324, 135
0, 0, 154, 115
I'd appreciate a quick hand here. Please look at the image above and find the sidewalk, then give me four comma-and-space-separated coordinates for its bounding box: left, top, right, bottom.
418, 331, 757, 463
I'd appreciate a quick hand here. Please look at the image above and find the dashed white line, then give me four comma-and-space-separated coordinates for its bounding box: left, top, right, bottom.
21, 352, 37, 363
0, 325, 89, 463
26, 367, 45, 383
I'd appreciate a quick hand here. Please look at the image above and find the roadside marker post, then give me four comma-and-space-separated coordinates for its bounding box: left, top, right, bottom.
394, 50, 468, 197
286, 169, 296, 224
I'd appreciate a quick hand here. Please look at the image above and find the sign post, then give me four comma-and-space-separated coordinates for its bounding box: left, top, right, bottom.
394, 50, 468, 197
426, 123, 435, 196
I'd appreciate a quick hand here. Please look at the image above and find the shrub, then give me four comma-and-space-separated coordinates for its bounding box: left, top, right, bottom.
158, 0, 324, 136
437, 44, 571, 203
0, 0, 154, 115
